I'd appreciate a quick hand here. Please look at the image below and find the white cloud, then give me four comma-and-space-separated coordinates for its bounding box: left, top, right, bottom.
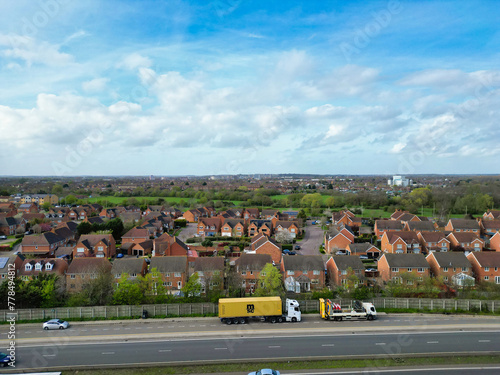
118, 53, 152, 71
82, 77, 110, 92
390, 142, 407, 154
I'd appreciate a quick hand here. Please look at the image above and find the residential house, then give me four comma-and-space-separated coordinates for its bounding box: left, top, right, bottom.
426, 252, 473, 284
66, 258, 112, 293
417, 231, 450, 253
150, 256, 188, 294
405, 221, 436, 232
480, 220, 500, 238
153, 234, 189, 257
193, 257, 225, 294
445, 219, 480, 234
73, 234, 116, 258
378, 253, 431, 284
483, 210, 500, 220
381, 231, 421, 254
221, 219, 246, 237
273, 221, 300, 239
346, 243, 381, 259
374, 220, 404, 238
243, 208, 260, 220
111, 258, 148, 284
261, 209, 279, 220
467, 252, 500, 284
326, 256, 365, 287
247, 220, 273, 237
281, 255, 325, 292
0, 255, 24, 282
236, 253, 273, 294
446, 232, 484, 252
197, 218, 222, 237
490, 232, 500, 252
0, 203, 17, 217
100, 208, 119, 219
19, 258, 68, 282
332, 209, 355, 225
18, 203, 38, 214
248, 234, 282, 264
0, 216, 17, 236
122, 227, 150, 244
21, 232, 66, 256
324, 227, 354, 254
183, 209, 201, 223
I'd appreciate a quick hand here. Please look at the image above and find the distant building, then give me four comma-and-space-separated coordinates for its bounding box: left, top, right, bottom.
388, 175, 412, 187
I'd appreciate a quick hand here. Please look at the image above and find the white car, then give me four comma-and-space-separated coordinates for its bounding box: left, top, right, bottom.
43, 319, 69, 330
248, 370, 280, 375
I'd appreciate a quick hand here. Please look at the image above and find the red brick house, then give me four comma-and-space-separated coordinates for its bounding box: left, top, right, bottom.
121, 227, 150, 244
197, 218, 222, 237
221, 219, 246, 237
0, 216, 17, 236
129, 240, 153, 256
326, 256, 365, 287
381, 231, 421, 254
248, 234, 282, 264
446, 232, 484, 252
235, 253, 273, 294
466, 252, 500, 284
183, 209, 201, 223
417, 231, 450, 253
0, 255, 24, 282
261, 209, 279, 220
445, 219, 480, 234
374, 220, 404, 238
153, 234, 189, 257
66, 258, 112, 293
490, 232, 500, 252
346, 243, 381, 259
21, 232, 66, 256
100, 208, 118, 219
111, 258, 148, 283
426, 252, 472, 284
74, 234, 116, 258
480, 220, 500, 238
247, 220, 273, 237
483, 210, 500, 220
405, 221, 436, 232
18, 203, 38, 214
273, 220, 300, 239
281, 255, 325, 292
324, 227, 353, 254
378, 253, 430, 284
243, 208, 260, 220
150, 256, 189, 294
0, 203, 17, 217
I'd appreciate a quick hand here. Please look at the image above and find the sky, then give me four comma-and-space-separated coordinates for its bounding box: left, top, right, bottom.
0, 0, 499, 176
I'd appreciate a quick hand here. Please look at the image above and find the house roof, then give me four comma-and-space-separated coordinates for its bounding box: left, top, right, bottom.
448, 219, 480, 230
249, 219, 272, 229
329, 255, 365, 271
382, 253, 429, 268
150, 256, 188, 273
78, 234, 113, 248
236, 253, 272, 271
347, 243, 380, 254
482, 220, 500, 232
22, 232, 64, 246
468, 252, 500, 268
282, 255, 324, 271
428, 252, 471, 268
194, 257, 225, 272
419, 231, 448, 243
67, 258, 111, 274
386, 231, 419, 244
376, 220, 404, 230
253, 235, 280, 250
19, 258, 68, 276
223, 219, 244, 228
448, 232, 483, 243
122, 227, 149, 238
275, 220, 298, 229
397, 213, 418, 222
407, 221, 436, 232
111, 258, 146, 275
199, 218, 222, 228
0, 255, 21, 273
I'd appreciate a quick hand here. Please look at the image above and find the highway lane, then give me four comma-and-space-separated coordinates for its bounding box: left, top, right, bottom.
4, 314, 500, 343
288, 367, 500, 374
5, 330, 500, 371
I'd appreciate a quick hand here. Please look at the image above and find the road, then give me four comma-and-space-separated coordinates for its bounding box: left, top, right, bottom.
4, 315, 499, 343
5, 330, 500, 372
298, 220, 324, 256
177, 222, 197, 241
288, 367, 500, 374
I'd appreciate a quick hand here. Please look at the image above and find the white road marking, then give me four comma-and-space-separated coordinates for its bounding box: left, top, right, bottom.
375, 343, 386, 345
158, 349, 171, 352
102, 352, 115, 355
269, 345, 281, 348
322, 344, 335, 347
43, 354, 56, 357
214, 347, 227, 350
479, 340, 491, 342
427, 341, 439, 344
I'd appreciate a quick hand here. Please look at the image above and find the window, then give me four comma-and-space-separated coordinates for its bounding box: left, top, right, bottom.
418, 277, 423, 281
443, 267, 448, 272
70, 284, 75, 288
313, 270, 320, 275
90, 274, 97, 279
70, 275, 75, 279
391, 268, 399, 272
485, 276, 490, 281
174, 272, 181, 277
130, 273, 137, 277
115, 274, 120, 278
407, 280, 413, 285
453, 268, 456, 273
407, 268, 412, 272
485, 267, 490, 272
250, 271, 253, 275
288, 270, 295, 275
177, 281, 182, 288
98, 246, 103, 251
165, 273, 170, 278
77, 247, 84, 253
462, 267, 468, 272
397, 244, 403, 249
495, 276, 500, 284
198, 271, 204, 276
418, 268, 424, 273
45, 263, 52, 271
241, 271, 246, 276
444, 276, 448, 281
341, 270, 347, 275
474, 243, 480, 248
311, 279, 319, 284
25, 264, 32, 271
261, 272, 266, 276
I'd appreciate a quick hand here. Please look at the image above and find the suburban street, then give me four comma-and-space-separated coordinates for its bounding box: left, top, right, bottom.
4, 330, 500, 372
298, 220, 325, 256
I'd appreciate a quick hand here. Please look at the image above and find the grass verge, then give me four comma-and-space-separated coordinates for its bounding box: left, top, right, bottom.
62, 355, 500, 375
379, 307, 500, 316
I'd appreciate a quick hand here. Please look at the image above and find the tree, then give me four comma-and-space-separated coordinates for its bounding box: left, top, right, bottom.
64, 195, 77, 205
106, 218, 124, 241
77, 222, 93, 236
297, 210, 307, 220
325, 196, 335, 208
113, 274, 143, 305
182, 273, 202, 301
52, 184, 64, 195
201, 239, 213, 248
226, 264, 244, 297
254, 263, 284, 297
80, 266, 114, 306
275, 230, 293, 244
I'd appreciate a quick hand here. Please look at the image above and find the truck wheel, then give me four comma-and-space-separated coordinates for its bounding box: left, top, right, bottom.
278, 317, 283, 323
239, 318, 246, 324
270, 317, 276, 324
367, 315, 373, 321
232, 318, 239, 324
292, 317, 297, 323
338, 317, 343, 321
226, 319, 232, 325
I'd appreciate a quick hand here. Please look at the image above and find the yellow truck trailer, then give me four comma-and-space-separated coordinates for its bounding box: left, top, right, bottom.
218, 297, 301, 324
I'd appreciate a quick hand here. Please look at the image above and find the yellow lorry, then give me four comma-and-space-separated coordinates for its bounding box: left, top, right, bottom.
218, 296, 301, 324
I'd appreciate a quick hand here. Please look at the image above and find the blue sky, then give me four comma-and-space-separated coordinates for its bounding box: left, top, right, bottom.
0, 0, 499, 176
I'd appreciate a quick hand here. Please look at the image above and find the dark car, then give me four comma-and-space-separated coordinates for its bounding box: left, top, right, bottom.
0, 352, 12, 367
288, 251, 296, 255
294, 245, 301, 250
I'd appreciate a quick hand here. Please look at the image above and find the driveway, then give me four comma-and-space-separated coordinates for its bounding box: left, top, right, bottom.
177, 223, 197, 241
297, 220, 324, 256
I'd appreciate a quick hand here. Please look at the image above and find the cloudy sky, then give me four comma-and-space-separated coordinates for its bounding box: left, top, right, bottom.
0, 0, 499, 176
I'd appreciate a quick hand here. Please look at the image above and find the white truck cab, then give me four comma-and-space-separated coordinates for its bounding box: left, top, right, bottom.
285, 298, 301, 322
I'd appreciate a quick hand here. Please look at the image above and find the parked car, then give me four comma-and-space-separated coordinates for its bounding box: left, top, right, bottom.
288, 251, 296, 255
116, 253, 124, 258
282, 249, 291, 255
294, 245, 301, 250
43, 319, 69, 330
0, 352, 12, 367
0, 235, 6, 240
248, 369, 280, 375
359, 255, 368, 260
